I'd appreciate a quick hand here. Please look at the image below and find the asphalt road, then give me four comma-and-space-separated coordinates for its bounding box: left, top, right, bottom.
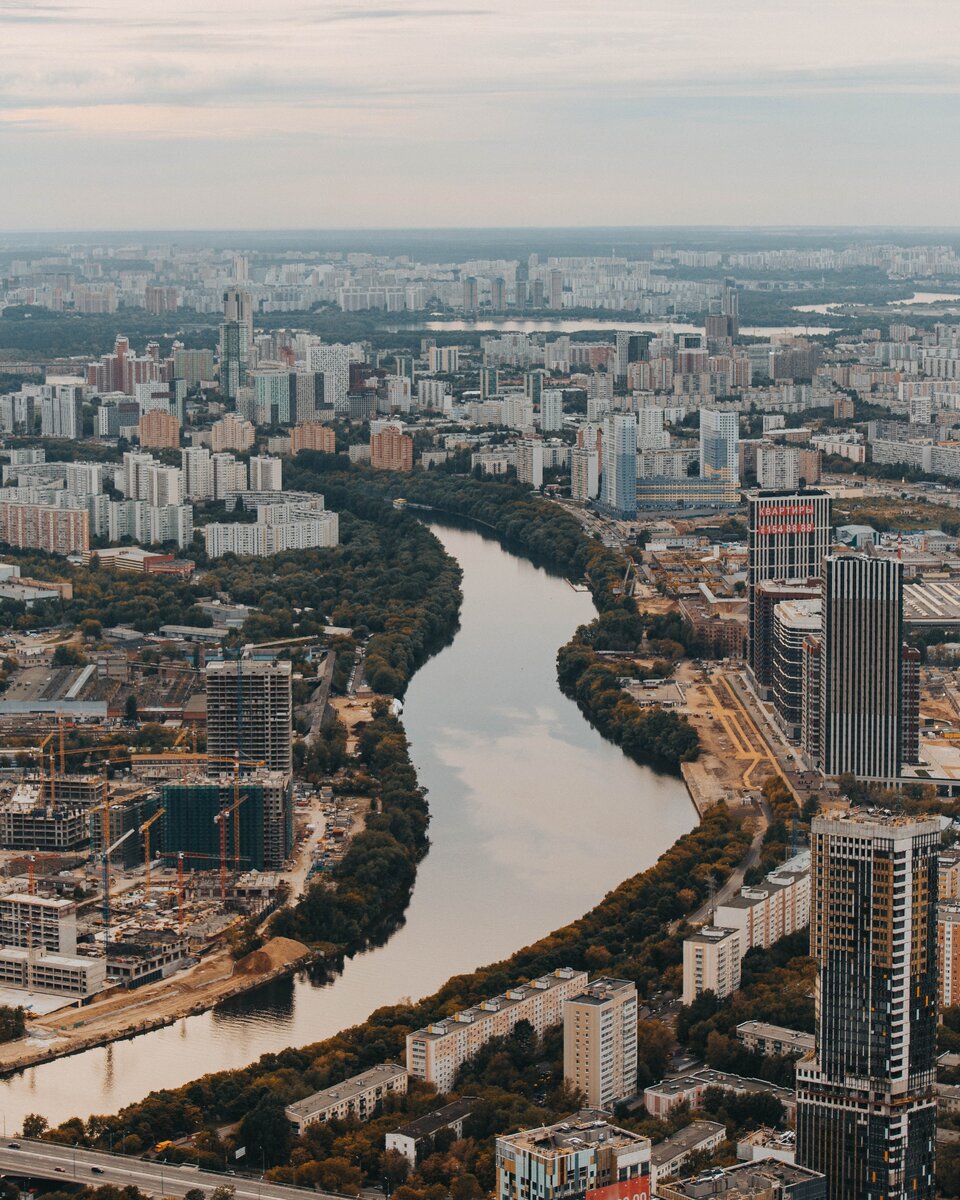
0, 1140, 343, 1200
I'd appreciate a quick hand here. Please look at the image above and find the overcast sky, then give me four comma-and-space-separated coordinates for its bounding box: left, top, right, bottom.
2, 0, 959, 231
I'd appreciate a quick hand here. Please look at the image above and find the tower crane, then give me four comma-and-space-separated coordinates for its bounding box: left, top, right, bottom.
140, 807, 165, 900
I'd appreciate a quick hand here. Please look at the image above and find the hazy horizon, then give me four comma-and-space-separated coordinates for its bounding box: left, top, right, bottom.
2, 0, 959, 231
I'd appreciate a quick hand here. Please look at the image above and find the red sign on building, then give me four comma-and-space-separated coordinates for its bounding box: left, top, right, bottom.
586, 1179, 651, 1200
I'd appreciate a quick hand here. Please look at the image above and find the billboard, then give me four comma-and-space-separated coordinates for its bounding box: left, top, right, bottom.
586, 1178, 650, 1200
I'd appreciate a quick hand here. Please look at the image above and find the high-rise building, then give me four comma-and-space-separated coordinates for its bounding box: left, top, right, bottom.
480, 366, 499, 401
516, 438, 544, 489
138, 408, 180, 450
218, 321, 246, 400
370, 426, 413, 472
223, 287, 254, 348
211, 412, 255, 454
181, 446, 214, 501
796, 812, 939, 1200
463, 275, 479, 311
540, 389, 563, 433
563, 977, 638, 1109
306, 344, 351, 413
205, 656, 293, 776
938, 902, 960, 1008
818, 554, 911, 781
40, 388, 83, 440
601, 412, 637, 519
700, 408, 740, 484
747, 489, 831, 683
290, 421, 336, 455
251, 366, 291, 425
161, 770, 292, 871
248, 455, 282, 491
570, 446, 599, 502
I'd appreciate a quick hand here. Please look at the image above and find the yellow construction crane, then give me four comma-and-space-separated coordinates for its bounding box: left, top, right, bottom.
140, 807, 165, 900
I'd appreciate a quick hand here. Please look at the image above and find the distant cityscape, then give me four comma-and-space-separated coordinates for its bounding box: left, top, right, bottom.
3, 232, 960, 1198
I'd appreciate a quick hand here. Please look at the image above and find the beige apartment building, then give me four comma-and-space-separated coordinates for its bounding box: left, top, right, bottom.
284, 1062, 407, 1134
682, 926, 742, 1006
713, 851, 810, 953
406, 968, 588, 1093
563, 977, 638, 1109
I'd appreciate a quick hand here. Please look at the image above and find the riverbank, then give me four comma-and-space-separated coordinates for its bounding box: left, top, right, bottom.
0, 517, 696, 1126
0, 937, 313, 1075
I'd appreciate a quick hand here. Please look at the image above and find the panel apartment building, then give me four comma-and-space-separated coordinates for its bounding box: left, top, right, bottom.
563, 977, 638, 1109
406, 968, 588, 1093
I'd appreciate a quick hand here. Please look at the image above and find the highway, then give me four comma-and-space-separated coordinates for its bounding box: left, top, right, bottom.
0, 1139, 343, 1200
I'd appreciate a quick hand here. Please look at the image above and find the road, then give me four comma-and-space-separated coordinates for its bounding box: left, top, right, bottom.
675, 797, 771, 932
0, 1140, 344, 1200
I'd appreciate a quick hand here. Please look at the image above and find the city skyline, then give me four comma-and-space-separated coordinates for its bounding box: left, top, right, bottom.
3, 0, 960, 230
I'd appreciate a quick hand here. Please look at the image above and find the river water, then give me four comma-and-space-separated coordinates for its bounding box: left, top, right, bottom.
406, 318, 828, 337
0, 522, 694, 1129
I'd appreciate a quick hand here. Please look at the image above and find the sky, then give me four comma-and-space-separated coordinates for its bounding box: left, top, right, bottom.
2, 0, 960, 231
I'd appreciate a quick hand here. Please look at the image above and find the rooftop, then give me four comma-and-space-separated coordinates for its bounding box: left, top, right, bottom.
284, 1062, 407, 1119
650, 1121, 726, 1167
659, 1159, 825, 1199
499, 1112, 650, 1159
389, 1098, 478, 1142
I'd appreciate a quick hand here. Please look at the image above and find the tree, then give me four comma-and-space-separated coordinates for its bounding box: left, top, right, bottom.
124, 694, 139, 723
21, 1113, 47, 1139
238, 1099, 291, 1168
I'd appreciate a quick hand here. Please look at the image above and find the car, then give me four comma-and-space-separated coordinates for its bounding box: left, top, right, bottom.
7, 1143, 20, 1150
55, 1168, 65, 1174
92, 1167, 104, 1175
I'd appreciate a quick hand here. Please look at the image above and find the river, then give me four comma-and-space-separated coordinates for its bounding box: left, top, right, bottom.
0, 522, 694, 1129
400, 318, 829, 337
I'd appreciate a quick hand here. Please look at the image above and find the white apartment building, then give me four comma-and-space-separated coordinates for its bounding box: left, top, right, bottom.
203, 501, 338, 558
516, 438, 544, 489
682, 926, 742, 1005
563, 977, 638, 1108
407, 968, 588, 1093
181, 446, 214, 501
757, 444, 802, 490
540, 390, 563, 433
713, 851, 810, 954
248, 455, 282, 491
212, 453, 248, 499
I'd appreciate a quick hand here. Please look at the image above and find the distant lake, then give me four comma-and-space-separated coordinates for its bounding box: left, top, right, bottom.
399, 318, 833, 337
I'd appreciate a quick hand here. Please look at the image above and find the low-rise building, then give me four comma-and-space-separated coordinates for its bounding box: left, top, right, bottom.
656, 1159, 825, 1200
650, 1121, 726, 1188
735, 1021, 815, 1058
284, 1062, 408, 1133
384, 1097, 478, 1165
643, 1069, 796, 1122
496, 1112, 651, 1200
0, 946, 105, 999
736, 1127, 798, 1164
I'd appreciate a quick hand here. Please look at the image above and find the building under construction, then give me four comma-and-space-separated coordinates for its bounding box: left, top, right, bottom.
161, 773, 268, 871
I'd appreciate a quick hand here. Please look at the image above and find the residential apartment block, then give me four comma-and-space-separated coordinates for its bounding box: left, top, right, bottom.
563, 977, 638, 1109
406, 968, 588, 1093
681, 926, 741, 1006
284, 1062, 408, 1134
